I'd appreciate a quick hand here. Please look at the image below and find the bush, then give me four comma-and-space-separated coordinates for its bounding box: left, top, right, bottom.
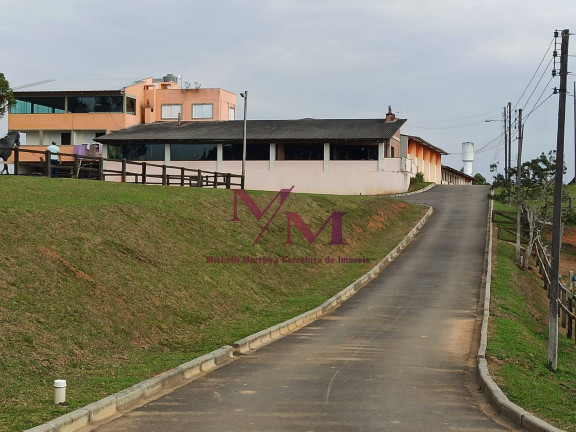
410, 172, 424, 185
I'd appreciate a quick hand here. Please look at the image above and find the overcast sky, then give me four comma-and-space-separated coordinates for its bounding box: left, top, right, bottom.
1, 0, 575, 181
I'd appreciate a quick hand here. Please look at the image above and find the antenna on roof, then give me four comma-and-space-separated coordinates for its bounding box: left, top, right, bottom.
12, 79, 55, 90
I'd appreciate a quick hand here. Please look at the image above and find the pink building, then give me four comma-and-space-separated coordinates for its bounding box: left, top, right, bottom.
400, 135, 447, 184
96, 110, 419, 195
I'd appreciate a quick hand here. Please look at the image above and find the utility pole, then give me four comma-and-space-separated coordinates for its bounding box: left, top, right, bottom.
549, 29, 570, 371
508, 102, 512, 180
515, 108, 523, 266
504, 106, 508, 184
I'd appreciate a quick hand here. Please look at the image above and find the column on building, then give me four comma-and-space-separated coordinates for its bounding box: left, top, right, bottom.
217, 144, 223, 172
323, 143, 330, 172
270, 143, 276, 171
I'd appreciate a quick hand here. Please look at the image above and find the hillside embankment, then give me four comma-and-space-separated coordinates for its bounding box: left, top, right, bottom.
0, 177, 426, 431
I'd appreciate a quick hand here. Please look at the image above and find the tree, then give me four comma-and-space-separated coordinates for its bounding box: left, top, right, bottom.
493, 151, 564, 269
473, 173, 487, 185
0, 73, 15, 118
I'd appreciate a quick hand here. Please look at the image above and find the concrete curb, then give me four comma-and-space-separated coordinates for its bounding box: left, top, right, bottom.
234, 206, 433, 356
25, 346, 236, 432
26, 207, 434, 432
389, 183, 436, 197
477, 199, 564, 432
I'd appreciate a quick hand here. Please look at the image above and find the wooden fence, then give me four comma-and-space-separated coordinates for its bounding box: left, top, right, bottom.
492, 210, 530, 241
533, 236, 576, 340
492, 206, 576, 341
10, 147, 244, 189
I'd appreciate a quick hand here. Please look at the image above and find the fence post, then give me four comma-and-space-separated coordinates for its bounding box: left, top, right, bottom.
226, 173, 231, 189
141, 162, 147, 184
98, 157, 104, 180
73, 153, 79, 179
569, 271, 574, 340
180, 167, 185, 187
213, 173, 217, 188
121, 159, 127, 182
561, 284, 567, 328
13, 147, 19, 175
197, 169, 202, 187
162, 165, 167, 186
45, 150, 51, 178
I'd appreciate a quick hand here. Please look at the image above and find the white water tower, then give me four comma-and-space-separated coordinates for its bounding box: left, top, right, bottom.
462, 142, 474, 176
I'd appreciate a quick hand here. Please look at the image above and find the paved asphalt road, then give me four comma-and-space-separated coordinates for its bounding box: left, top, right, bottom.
91, 185, 514, 432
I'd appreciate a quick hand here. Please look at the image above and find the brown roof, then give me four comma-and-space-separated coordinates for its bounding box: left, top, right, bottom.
96, 118, 406, 144
441, 165, 476, 181
402, 134, 447, 155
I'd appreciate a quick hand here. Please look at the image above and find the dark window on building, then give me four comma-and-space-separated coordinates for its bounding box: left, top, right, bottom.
68, 96, 124, 113
10, 97, 66, 114
223, 143, 270, 160
170, 144, 217, 161
121, 144, 165, 161
330, 144, 378, 160
126, 97, 136, 115
284, 144, 323, 160
61, 132, 71, 146
107, 144, 122, 160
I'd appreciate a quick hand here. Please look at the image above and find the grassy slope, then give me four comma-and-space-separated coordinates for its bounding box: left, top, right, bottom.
489, 227, 576, 430
0, 176, 426, 431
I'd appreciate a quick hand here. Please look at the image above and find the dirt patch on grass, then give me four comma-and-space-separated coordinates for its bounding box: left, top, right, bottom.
37, 245, 95, 281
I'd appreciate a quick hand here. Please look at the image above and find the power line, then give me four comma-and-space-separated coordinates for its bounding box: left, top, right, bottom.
405, 120, 489, 131
513, 37, 555, 109
521, 57, 554, 111
523, 86, 555, 123
406, 108, 502, 124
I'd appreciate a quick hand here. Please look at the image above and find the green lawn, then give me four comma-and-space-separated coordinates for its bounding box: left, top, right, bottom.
489, 237, 576, 431
0, 176, 426, 431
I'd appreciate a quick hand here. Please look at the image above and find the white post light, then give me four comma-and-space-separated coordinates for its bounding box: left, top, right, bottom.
54, 379, 66, 404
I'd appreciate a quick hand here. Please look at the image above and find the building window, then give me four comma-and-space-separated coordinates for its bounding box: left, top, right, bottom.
192, 104, 213, 119
68, 96, 124, 113
330, 144, 378, 160
223, 143, 269, 160
284, 144, 323, 160
61, 132, 71, 146
10, 97, 66, 114
229, 106, 235, 120
117, 144, 165, 161
161, 104, 182, 119
126, 97, 136, 115
170, 144, 217, 161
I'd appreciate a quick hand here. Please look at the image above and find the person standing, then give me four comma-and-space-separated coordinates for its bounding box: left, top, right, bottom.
46, 141, 60, 178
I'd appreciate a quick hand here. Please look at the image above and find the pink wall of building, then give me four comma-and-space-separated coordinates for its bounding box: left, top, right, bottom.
105, 158, 410, 195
